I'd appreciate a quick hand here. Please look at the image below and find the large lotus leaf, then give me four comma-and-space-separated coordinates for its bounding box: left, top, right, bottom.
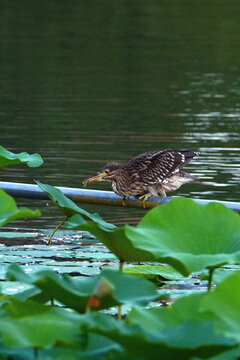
0, 145, 43, 169
128, 293, 209, 331
0, 189, 41, 227
0, 296, 122, 358
66, 215, 155, 263
43, 334, 122, 360
125, 198, 240, 276
192, 347, 240, 360
0, 313, 81, 348
79, 312, 235, 360
0, 333, 121, 360
6, 265, 100, 310
6, 265, 158, 312
0, 346, 39, 360
200, 272, 240, 342
2, 297, 52, 318
35, 180, 115, 229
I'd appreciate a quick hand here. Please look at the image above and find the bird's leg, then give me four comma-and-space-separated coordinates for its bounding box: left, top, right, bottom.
122, 196, 126, 206
138, 193, 152, 208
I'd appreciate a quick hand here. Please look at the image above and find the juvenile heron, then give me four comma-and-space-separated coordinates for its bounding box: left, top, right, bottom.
83, 149, 199, 205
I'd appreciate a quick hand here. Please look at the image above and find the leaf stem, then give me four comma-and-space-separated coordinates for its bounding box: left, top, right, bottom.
48, 217, 68, 245
117, 260, 124, 320
119, 260, 124, 272
33, 347, 39, 360
117, 305, 122, 320
85, 303, 91, 314
208, 268, 214, 291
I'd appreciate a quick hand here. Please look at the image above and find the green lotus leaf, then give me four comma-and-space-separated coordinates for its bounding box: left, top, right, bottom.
200, 271, 240, 342
128, 293, 211, 331
80, 312, 235, 360
0, 145, 43, 169
0, 313, 81, 348
191, 347, 240, 360
0, 297, 121, 357
126, 198, 240, 276
49, 334, 122, 360
0, 189, 41, 227
35, 180, 115, 230
6, 265, 158, 312
66, 215, 154, 263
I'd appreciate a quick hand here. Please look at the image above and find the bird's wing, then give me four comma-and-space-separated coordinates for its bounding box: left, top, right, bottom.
127, 149, 198, 184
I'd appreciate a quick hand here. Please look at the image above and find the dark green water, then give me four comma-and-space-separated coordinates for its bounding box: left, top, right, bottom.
0, 1, 239, 229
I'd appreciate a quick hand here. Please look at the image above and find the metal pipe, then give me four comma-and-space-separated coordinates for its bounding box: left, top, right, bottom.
0, 181, 239, 213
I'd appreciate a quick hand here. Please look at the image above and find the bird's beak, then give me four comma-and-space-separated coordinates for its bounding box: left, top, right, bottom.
83, 171, 108, 187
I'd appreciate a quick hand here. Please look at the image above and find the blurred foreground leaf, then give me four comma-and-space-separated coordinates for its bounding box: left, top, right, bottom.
7, 264, 158, 312
201, 272, 240, 342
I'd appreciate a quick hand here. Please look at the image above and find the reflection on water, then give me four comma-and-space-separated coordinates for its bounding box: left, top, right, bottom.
0, 0, 239, 229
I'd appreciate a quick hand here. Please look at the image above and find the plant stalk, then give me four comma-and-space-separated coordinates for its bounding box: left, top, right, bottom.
208, 268, 214, 291
48, 217, 68, 245
33, 347, 39, 360
119, 260, 124, 272
117, 260, 124, 320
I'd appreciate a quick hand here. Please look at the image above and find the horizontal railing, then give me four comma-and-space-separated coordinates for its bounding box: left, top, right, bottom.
0, 181, 239, 213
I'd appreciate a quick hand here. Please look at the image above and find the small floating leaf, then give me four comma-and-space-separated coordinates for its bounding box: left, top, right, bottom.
124, 265, 185, 281
0, 145, 43, 169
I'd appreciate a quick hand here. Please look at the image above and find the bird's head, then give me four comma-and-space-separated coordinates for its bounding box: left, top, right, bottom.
83, 163, 121, 187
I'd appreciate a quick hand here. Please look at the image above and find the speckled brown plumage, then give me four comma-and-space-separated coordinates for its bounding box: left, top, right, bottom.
84, 149, 199, 201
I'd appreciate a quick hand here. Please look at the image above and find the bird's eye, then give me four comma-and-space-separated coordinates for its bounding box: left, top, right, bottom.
105, 169, 110, 174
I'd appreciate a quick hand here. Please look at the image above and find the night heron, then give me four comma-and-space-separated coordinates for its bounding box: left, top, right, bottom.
83, 149, 199, 205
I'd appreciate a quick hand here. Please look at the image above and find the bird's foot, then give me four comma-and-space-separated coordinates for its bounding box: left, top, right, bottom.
122, 196, 127, 206
138, 193, 152, 208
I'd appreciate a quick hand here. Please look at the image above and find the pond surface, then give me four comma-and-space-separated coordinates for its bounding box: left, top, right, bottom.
0, 1, 239, 299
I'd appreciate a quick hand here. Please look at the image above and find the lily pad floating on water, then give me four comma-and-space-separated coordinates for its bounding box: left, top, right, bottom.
123, 265, 185, 281
0, 145, 43, 169
0, 189, 41, 227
